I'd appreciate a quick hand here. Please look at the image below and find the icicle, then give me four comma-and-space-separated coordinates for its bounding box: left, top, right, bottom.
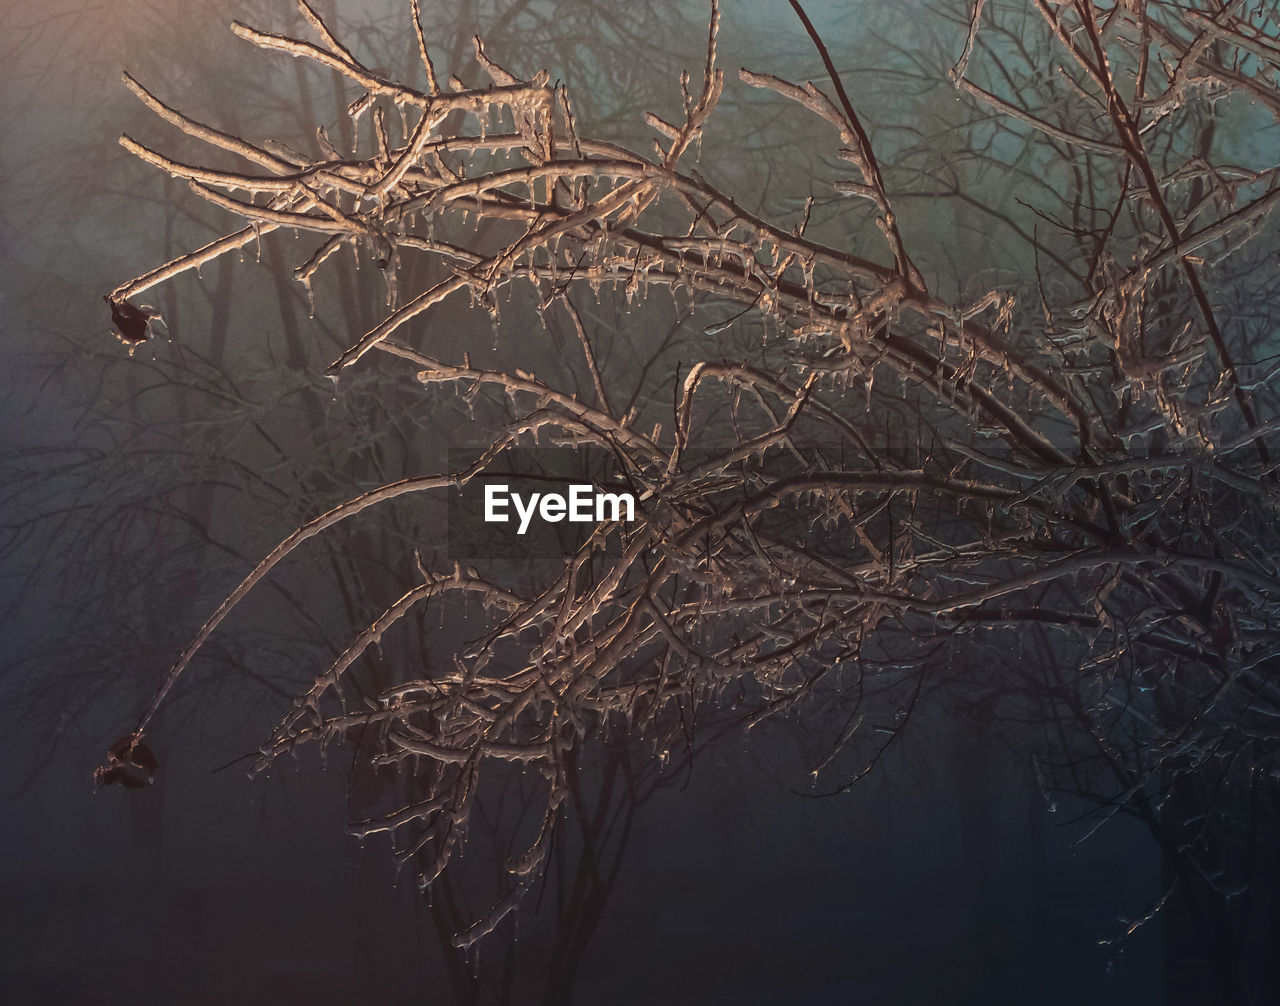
299, 274, 316, 319
384, 266, 398, 309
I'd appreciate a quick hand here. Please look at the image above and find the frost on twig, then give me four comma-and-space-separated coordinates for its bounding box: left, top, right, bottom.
97, 0, 1280, 947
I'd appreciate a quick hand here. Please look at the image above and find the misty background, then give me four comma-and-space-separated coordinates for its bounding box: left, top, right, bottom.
3, 0, 1255, 1002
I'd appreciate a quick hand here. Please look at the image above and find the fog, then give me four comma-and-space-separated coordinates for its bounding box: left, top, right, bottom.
3, 2, 1278, 1003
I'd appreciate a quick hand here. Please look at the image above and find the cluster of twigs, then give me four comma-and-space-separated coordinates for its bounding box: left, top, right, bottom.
100, 0, 1280, 949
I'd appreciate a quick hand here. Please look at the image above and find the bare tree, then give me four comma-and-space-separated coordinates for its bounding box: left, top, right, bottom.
94, 0, 1280, 987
